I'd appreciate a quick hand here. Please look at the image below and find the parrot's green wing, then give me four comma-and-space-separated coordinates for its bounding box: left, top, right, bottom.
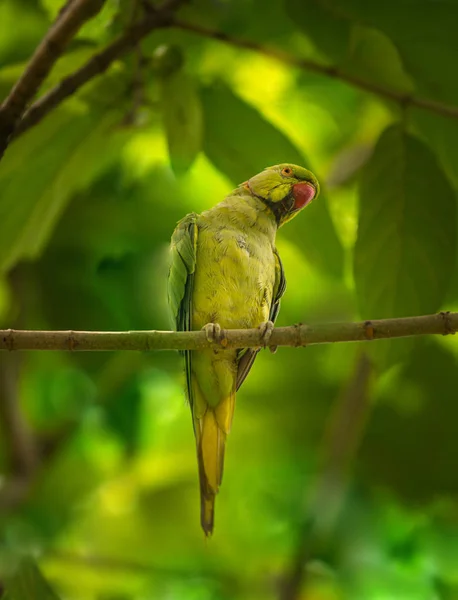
167, 213, 199, 405
236, 249, 286, 391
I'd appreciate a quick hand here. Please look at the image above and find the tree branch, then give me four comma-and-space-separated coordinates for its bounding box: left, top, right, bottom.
0, 312, 456, 352
11, 5, 458, 141
0, 0, 107, 159
13, 0, 187, 138
169, 19, 458, 121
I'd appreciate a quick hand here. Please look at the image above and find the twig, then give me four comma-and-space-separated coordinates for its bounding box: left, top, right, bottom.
280, 353, 373, 600
169, 19, 458, 121
13, 0, 187, 138
0, 0, 107, 159
0, 312, 456, 352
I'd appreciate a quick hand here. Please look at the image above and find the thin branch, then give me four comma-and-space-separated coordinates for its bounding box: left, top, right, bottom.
169, 19, 458, 121
0, 0, 107, 159
13, 0, 187, 138
0, 312, 456, 352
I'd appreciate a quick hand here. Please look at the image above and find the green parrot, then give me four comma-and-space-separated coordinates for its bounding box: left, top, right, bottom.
168, 163, 320, 536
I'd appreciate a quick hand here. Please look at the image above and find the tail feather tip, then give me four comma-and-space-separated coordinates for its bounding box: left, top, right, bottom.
201, 495, 215, 537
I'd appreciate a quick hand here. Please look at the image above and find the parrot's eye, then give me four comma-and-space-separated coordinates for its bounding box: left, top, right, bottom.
281, 167, 293, 177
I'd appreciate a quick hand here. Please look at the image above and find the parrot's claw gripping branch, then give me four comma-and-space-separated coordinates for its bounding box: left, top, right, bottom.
258, 320, 276, 352
202, 322, 228, 348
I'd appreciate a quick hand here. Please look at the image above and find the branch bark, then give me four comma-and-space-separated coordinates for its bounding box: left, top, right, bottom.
0, 0, 107, 159
0, 312, 456, 352
13, 0, 187, 138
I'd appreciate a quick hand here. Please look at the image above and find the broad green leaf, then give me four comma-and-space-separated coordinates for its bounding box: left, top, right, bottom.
320, 0, 458, 104
287, 0, 414, 95
354, 125, 456, 320
286, 0, 351, 63
413, 110, 458, 190
201, 83, 307, 184
200, 82, 344, 277
0, 100, 126, 273
3, 558, 61, 600
160, 70, 203, 175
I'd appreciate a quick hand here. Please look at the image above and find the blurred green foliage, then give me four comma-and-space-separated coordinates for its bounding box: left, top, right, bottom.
1, 0, 458, 598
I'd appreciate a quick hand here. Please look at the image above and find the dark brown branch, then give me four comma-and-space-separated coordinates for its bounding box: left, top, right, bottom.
0, 0, 107, 159
170, 19, 458, 121
0, 312, 456, 352
14, 0, 187, 138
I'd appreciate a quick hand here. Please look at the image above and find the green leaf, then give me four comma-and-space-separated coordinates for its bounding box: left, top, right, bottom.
287, 0, 413, 95
160, 70, 203, 175
3, 558, 61, 600
354, 125, 456, 320
0, 99, 125, 273
413, 110, 458, 190
317, 0, 458, 104
200, 82, 344, 277
286, 0, 351, 64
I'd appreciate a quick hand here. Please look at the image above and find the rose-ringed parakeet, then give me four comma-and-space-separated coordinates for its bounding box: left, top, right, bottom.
168, 164, 320, 536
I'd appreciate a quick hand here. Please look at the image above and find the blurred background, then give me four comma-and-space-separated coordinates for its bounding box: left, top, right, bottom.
1, 0, 458, 598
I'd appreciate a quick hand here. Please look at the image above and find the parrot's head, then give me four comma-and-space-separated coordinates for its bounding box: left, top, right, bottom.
244, 163, 320, 226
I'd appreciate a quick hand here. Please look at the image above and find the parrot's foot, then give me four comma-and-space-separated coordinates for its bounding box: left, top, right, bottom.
202, 322, 228, 348
259, 320, 276, 353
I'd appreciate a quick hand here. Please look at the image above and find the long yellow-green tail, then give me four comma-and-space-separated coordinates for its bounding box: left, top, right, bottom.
193, 389, 235, 536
